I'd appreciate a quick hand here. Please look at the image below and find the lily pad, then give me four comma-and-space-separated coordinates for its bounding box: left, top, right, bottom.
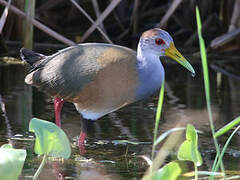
29, 118, 71, 159
0, 144, 26, 180
177, 124, 202, 166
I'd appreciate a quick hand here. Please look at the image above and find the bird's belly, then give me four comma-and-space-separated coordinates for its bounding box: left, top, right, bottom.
71, 57, 139, 120
72, 84, 134, 120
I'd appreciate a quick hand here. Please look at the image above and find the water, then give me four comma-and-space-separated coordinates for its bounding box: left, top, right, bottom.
1, 55, 240, 179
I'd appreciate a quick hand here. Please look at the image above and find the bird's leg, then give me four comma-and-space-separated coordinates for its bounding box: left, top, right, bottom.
78, 118, 94, 155
78, 119, 87, 155
54, 98, 64, 127
79, 131, 87, 145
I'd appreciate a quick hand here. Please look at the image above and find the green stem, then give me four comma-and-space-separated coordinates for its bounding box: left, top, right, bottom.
33, 154, 47, 180
194, 164, 198, 180
151, 80, 165, 160
214, 125, 240, 174
150, 80, 165, 177
195, 6, 225, 178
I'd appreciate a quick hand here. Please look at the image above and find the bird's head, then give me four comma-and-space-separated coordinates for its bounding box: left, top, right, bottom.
139, 28, 195, 76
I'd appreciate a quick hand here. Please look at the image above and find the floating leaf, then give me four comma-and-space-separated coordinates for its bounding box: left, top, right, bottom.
29, 118, 71, 159
214, 116, 240, 138
178, 124, 202, 166
152, 160, 188, 180
0, 144, 26, 180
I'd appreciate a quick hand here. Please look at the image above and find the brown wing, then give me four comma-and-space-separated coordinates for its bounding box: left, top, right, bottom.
25, 43, 139, 111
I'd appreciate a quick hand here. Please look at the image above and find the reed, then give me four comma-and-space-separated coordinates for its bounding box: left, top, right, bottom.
23, 0, 35, 49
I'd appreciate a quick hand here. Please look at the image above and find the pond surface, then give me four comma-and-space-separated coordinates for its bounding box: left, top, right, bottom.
1, 53, 240, 179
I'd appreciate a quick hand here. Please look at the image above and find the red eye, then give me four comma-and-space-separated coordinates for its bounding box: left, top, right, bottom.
155, 38, 165, 45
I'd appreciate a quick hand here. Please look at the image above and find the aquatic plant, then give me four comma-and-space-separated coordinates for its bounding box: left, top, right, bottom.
0, 144, 26, 180
29, 118, 71, 179
143, 6, 240, 180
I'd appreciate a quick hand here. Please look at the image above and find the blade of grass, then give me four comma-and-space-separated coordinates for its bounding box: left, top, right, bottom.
144, 127, 183, 180
154, 127, 185, 146
214, 116, 240, 138
151, 80, 165, 160
213, 125, 240, 174
195, 6, 225, 178
183, 171, 224, 177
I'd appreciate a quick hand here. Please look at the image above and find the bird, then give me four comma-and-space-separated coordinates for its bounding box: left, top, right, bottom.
20, 28, 195, 146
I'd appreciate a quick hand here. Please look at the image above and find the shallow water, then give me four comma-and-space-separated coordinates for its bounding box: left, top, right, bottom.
1, 55, 240, 179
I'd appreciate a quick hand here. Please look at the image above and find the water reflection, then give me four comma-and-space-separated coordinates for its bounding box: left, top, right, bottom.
0, 65, 32, 138
1, 58, 240, 179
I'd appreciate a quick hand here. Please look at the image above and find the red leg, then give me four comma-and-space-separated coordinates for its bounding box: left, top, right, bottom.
78, 131, 87, 155
78, 119, 89, 155
54, 98, 64, 127
78, 131, 87, 145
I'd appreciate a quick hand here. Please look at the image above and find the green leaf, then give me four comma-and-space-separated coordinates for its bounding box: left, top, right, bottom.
177, 124, 202, 166
152, 80, 165, 160
152, 161, 188, 180
196, 6, 224, 176
213, 125, 240, 174
214, 116, 240, 138
29, 118, 71, 159
0, 144, 26, 180
1, 144, 13, 148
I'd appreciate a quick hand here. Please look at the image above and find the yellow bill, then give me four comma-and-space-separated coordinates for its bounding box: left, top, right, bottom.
165, 42, 195, 76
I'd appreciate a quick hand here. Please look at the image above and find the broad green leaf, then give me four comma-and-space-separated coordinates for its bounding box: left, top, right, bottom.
152, 160, 188, 180
177, 124, 202, 166
29, 118, 71, 159
0, 144, 26, 180
1, 144, 13, 148
214, 116, 240, 138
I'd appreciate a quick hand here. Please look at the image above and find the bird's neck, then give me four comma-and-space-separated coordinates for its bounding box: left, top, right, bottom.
136, 43, 160, 68
137, 44, 151, 68
135, 44, 165, 101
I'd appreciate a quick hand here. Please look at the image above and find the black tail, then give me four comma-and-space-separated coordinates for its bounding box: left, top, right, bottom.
20, 48, 46, 66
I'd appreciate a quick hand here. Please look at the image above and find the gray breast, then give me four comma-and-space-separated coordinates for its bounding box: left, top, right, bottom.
135, 58, 164, 101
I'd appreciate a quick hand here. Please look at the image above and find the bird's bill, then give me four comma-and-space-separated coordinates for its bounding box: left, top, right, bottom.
165, 42, 195, 76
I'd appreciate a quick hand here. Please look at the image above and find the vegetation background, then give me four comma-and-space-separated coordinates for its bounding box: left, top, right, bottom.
0, 0, 240, 56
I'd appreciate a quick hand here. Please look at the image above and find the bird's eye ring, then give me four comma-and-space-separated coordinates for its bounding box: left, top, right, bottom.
155, 38, 165, 45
